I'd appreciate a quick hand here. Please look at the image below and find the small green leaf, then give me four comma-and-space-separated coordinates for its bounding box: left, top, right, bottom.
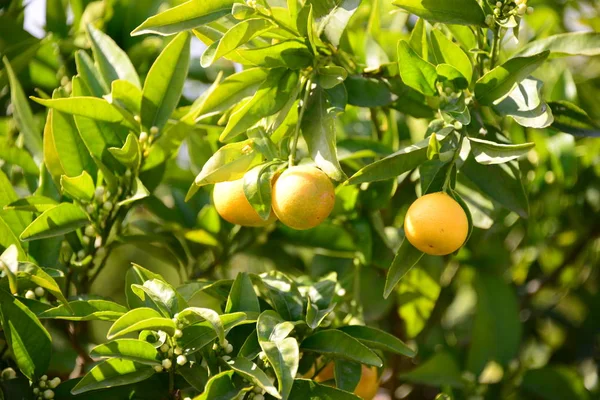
409, 18, 428, 59
339, 325, 416, 357
300, 330, 383, 367
398, 40, 438, 96
178, 307, 225, 344
317, 0, 360, 47
117, 178, 150, 207
237, 41, 313, 69
0, 289, 52, 380
193, 370, 249, 400
261, 337, 299, 399
125, 264, 168, 309
141, 31, 191, 132
0, 139, 39, 175
71, 359, 155, 395
179, 363, 209, 392
108, 133, 141, 170
306, 299, 336, 330
201, 19, 275, 67
132, 0, 236, 36
39, 299, 128, 321
475, 51, 549, 106
20, 203, 89, 242
289, 379, 361, 400
90, 339, 161, 365
392, 0, 486, 26
75, 50, 108, 97
17, 263, 70, 308
32, 96, 128, 124
225, 272, 261, 314
243, 161, 283, 221
4, 196, 58, 213
468, 137, 535, 165
109, 80, 143, 115
514, 32, 600, 58
427, 133, 441, 160
549, 101, 600, 137
107, 308, 176, 339
318, 66, 348, 89
334, 360, 361, 393
400, 352, 464, 388
258, 273, 304, 322
87, 24, 141, 88
347, 128, 452, 185
384, 237, 425, 298
228, 358, 281, 399
61, 171, 95, 203
522, 366, 590, 400
430, 29, 473, 84
178, 312, 247, 355
0, 245, 19, 294
131, 279, 188, 317
345, 76, 394, 107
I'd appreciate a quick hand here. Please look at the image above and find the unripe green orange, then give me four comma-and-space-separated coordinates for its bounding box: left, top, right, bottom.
404, 192, 468, 255
272, 166, 335, 230
213, 179, 276, 227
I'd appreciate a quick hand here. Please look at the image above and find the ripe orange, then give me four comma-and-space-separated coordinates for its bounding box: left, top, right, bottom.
213, 178, 276, 227
312, 362, 380, 400
271, 166, 335, 230
404, 192, 468, 255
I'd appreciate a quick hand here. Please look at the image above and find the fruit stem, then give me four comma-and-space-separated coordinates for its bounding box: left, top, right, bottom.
289, 76, 313, 168
442, 132, 465, 192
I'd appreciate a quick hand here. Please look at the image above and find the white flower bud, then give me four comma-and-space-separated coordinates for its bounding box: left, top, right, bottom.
160, 344, 169, 353
454, 121, 463, 130
176, 355, 187, 366
86, 204, 95, 214
254, 394, 264, 400
212, 343, 219, 351
84, 225, 95, 237
103, 201, 113, 211
33, 388, 40, 394
225, 344, 234, 354
139, 131, 149, 143
43, 389, 54, 399
485, 14, 494, 26
496, 1, 502, 7
150, 126, 159, 136
77, 250, 86, 260
223, 339, 229, 347
34, 287, 45, 298
162, 359, 172, 370
153, 365, 163, 373
174, 347, 182, 356
48, 377, 61, 389
94, 186, 105, 201
527, 6, 533, 14
25, 290, 36, 300
517, 3, 527, 14
173, 329, 183, 338
82, 236, 90, 246
222, 355, 231, 361
39, 381, 46, 389
134, 115, 141, 123
253, 386, 263, 393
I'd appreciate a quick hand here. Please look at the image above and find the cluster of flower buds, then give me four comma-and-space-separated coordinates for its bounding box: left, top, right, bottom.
245, 0, 257, 8
212, 338, 234, 362
153, 316, 190, 373
135, 121, 159, 158
21, 286, 46, 301
32, 375, 61, 400
249, 385, 266, 400
486, 0, 533, 27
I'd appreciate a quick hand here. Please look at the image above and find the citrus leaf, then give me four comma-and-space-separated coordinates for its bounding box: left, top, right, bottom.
90, 339, 161, 365
398, 40, 438, 96
384, 237, 424, 299
71, 359, 155, 395
468, 137, 535, 165
338, 325, 417, 357
514, 32, 600, 58
300, 330, 383, 367
107, 308, 176, 339
20, 203, 89, 242
392, 0, 486, 26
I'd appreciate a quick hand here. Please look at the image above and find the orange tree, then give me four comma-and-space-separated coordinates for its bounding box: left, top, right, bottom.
0, 0, 600, 399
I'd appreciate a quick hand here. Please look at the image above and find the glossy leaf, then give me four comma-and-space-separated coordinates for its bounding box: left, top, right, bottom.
345, 76, 395, 107
132, 0, 236, 36
514, 32, 600, 58
20, 203, 89, 241
289, 379, 361, 400
243, 161, 283, 221
475, 51, 549, 106
16, 262, 69, 307
61, 171, 95, 202
178, 312, 247, 355
318, 0, 360, 47
131, 279, 188, 317
400, 352, 464, 388
430, 29, 472, 83
339, 325, 416, 357
39, 299, 128, 321
0, 289, 52, 380
193, 370, 248, 400
468, 137, 535, 165
300, 330, 383, 367
237, 40, 313, 69
549, 101, 600, 137
493, 78, 554, 128
228, 358, 281, 398
334, 360, 361, 393
108, 133, 141, 170
75, 50, 109, 96
71, 359, 155, 395
32, 96, 128, 124
109, 80, 142, 115
522, 366, 590, 400
90, 339, 161, 365
392, 0, 486, 26
398, 40, 438, 96
225, 272, 260, 314
141, 32, 191, 131
107, 308, 176, 339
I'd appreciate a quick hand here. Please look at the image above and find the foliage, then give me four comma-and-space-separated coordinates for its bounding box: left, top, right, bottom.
0, 0, 599, 399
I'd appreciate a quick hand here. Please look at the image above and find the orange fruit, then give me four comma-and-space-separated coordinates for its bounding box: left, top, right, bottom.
311, 362, 380, 400
213, 178, 276, 227
404, 192, 468, 255
271, 166, 335, 230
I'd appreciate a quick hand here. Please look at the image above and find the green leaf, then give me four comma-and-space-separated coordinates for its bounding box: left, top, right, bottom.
258, 273, 304, 321
493, 78, 553, 128
87, 24, 141, 88
61, 171, 95, 203
193, 370, 248, 400
549, 101, 600, 137
384, 237, 425, 298
400, 352, 464, 388
228, 358, 281, 399
0, 139, 39, 175
117, 178, 150, 207
474, 51, 549, 106
178, 312, 247, 355
75, 50, 108, 97
196, 68, 268, 119
338, 325, 416, 357
468, 137, 535, 165
334, 360, 361, 393
300, 330, 383, 367
522, 366, 590, 400
201, 19, 275, 67
318, 66, 348, 89
90, 339, 161, 365
39, 299, 128, 321
33, 96, 129, 124
107, 308, 176, 339
0, 289, 52, 380
71, 359, 155, 395
189, 139, 261, 192
260, 337, 298, 399
461, 155, 529, 218
347, 128, 452, 185
225, 272, 261, 314
345, 76, 394, 107
125, 264, 169, 310
449, 189, 474, 244
108, 133, 141, 170
16, 263, 69, 308
178, 307, 224, 344
0, 170, 31, 237
179, 363, 209, 392
466, 273, 521, 375
302, 85, 346, 181
109, 80, 142, 115
392, 0, 485, 26
20, 203, 89, 241
141, 31, 191, 132
289, 379, 361, 400
514, 32, 600, 58
4, 196, 58, 213
243, 161, 283, 221
409, 18, 428, 58
430, 29, 473, 84
3, 57, 42, 162
237, 40, 313, 69
131, 279, 188, 318
0, 218, 25, 259
221, 68, 299, 142
398, 40, 438, 96
132, 0, 236, 36
317, 0, 360, 47
0, 245, 19, 293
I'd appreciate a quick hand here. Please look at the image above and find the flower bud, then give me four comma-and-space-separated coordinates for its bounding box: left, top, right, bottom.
173, 329, 183, 338
25, 290, 36, 300
162, 359, 172, 370
94, 186, 105, 201
254, 394, 265, 400
176, 355, 187, 366
49, 377, 61, 389
139, 131, 149, 143
1, 367, 16, 380
168, 349, 174, 357
77, 250, 86, 260
150, 126, 159, 136
154, 365, 163, 373
103, 201, 113, 211
84, 225, 95, 237
34, 287, 45, 298
43, 389, 54, 399
174, 347, 182, 356
222, 355, 231, 361
160, 344, 170, 353
225, 344, 234, 354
